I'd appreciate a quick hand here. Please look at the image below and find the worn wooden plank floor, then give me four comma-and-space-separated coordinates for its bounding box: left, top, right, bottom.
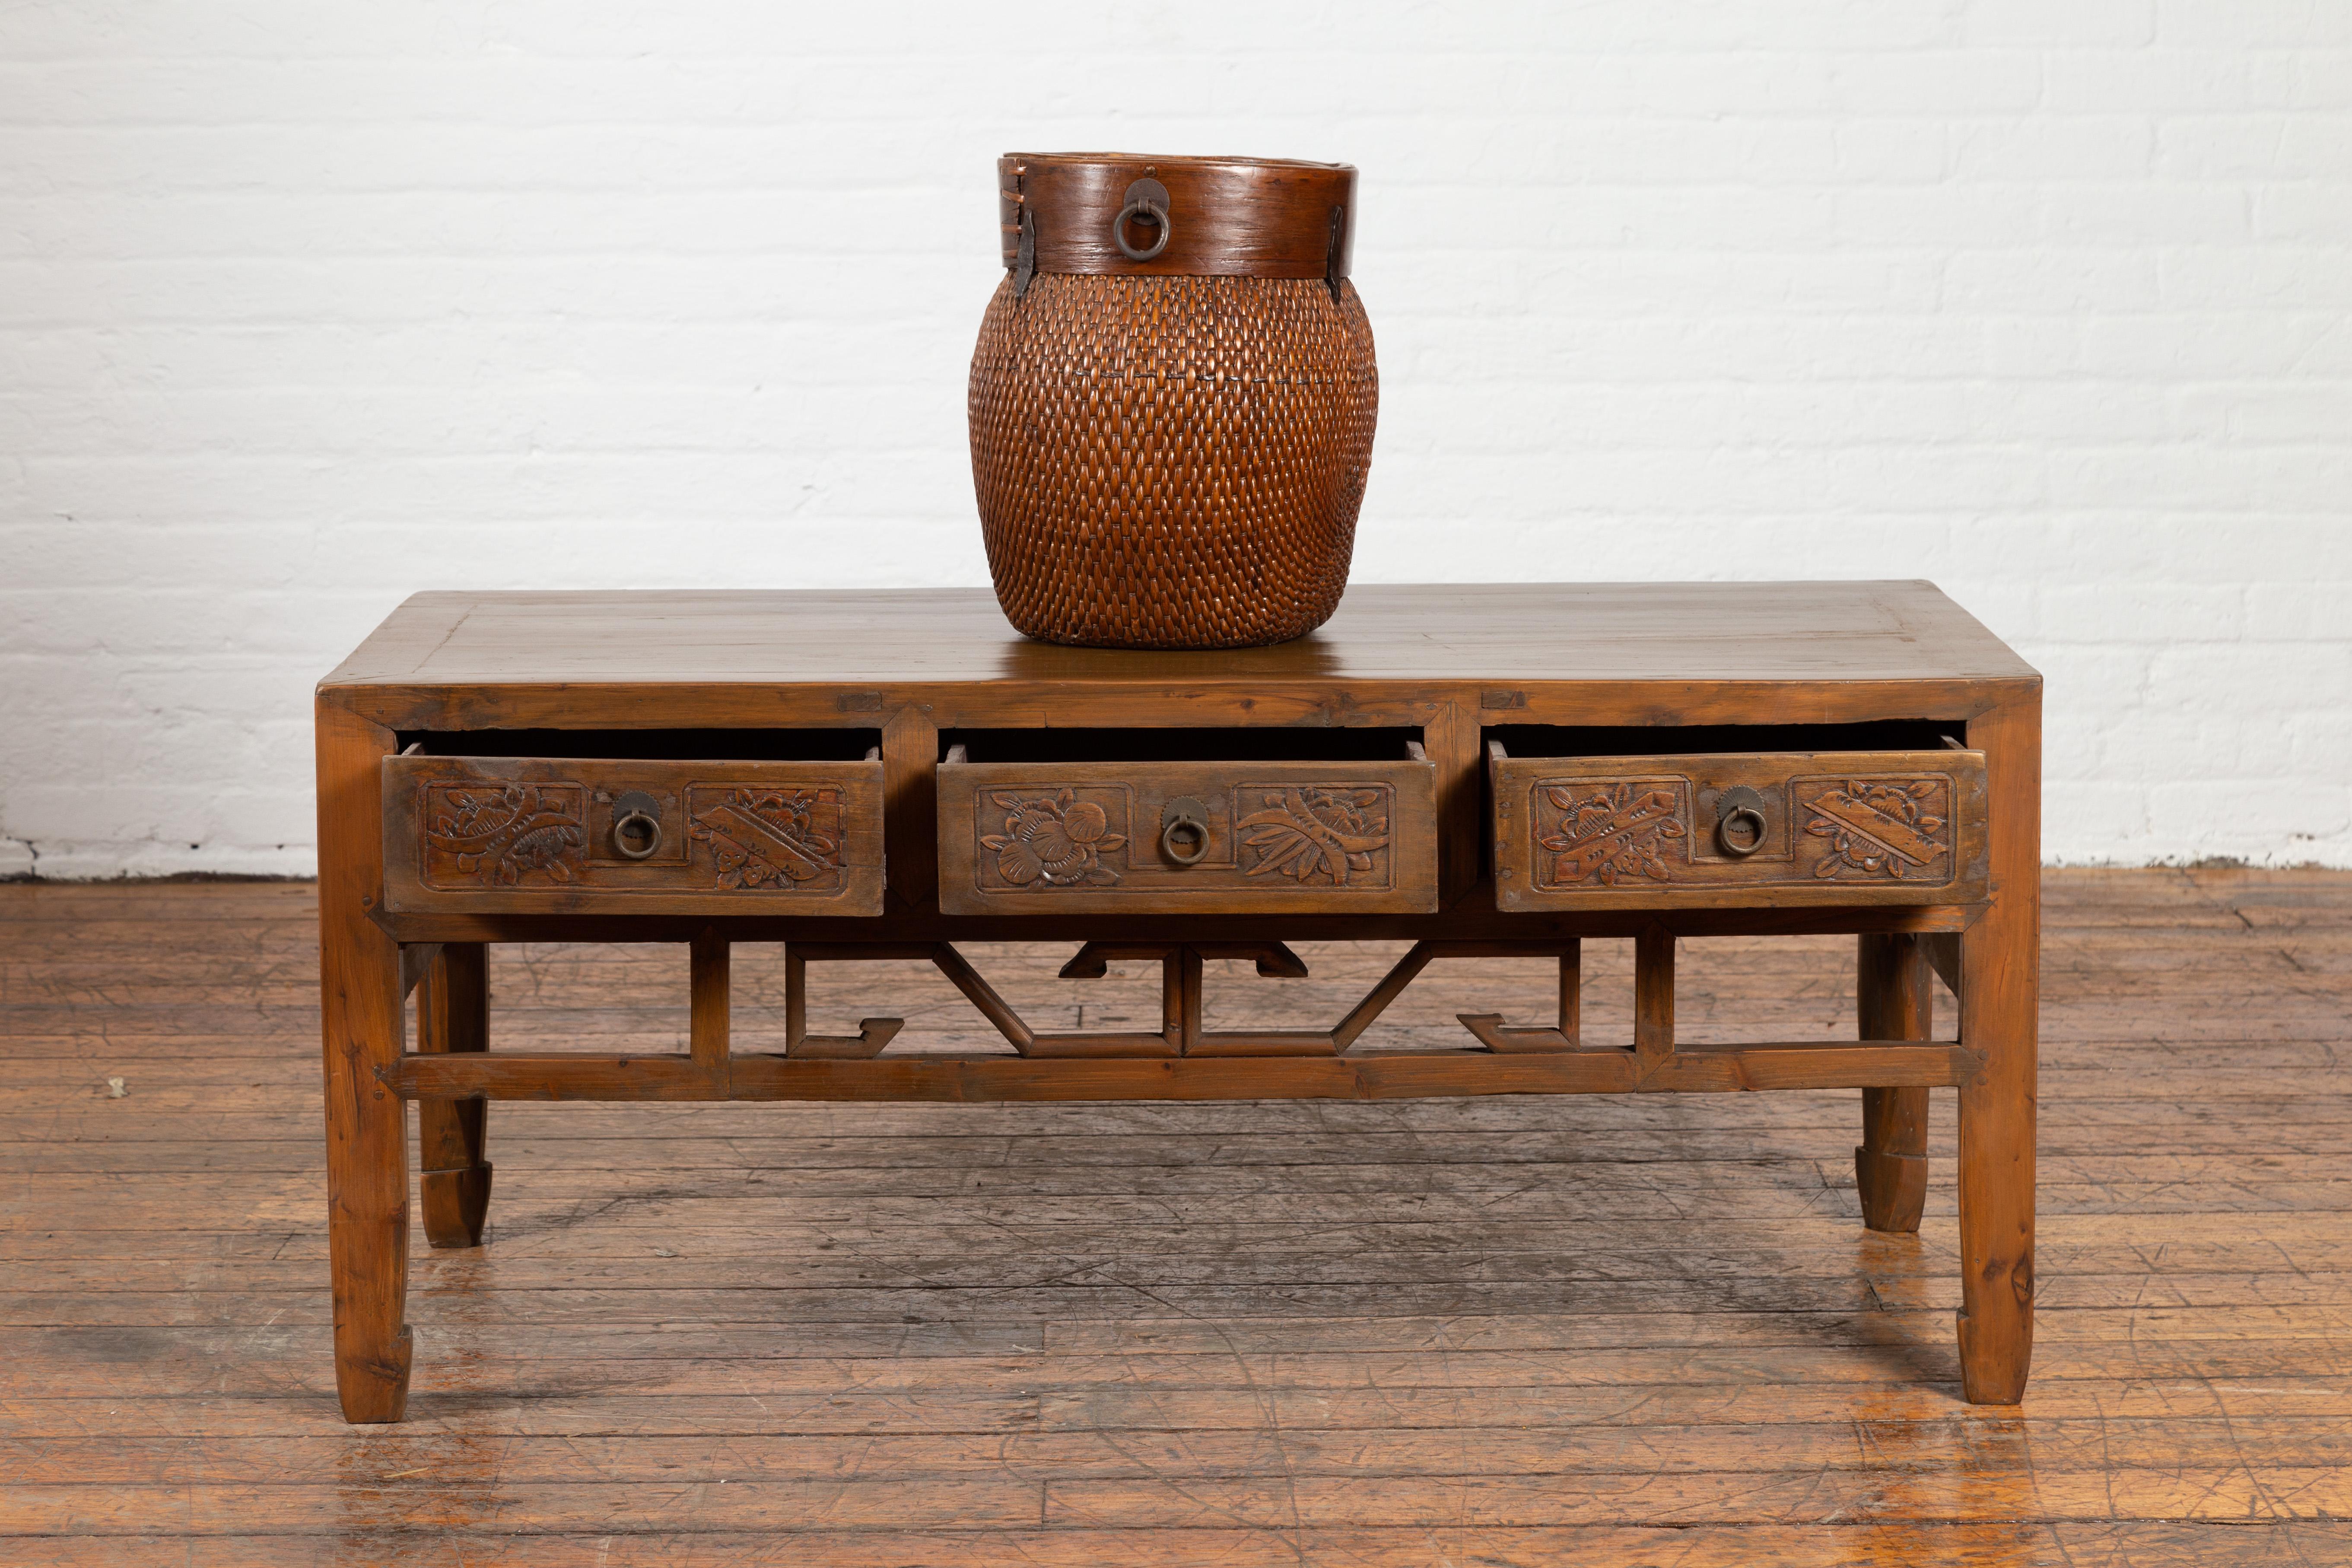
0, 870, 2347, 1566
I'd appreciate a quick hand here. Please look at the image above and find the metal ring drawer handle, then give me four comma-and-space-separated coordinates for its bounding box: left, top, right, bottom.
1715, 786, 1768, 859
1160, 796, 1211, 865
611, 791, 664, 860
1113, 178, 1172, 261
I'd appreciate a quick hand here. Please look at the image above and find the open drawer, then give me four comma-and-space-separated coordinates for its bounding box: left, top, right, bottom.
937, 729, 1438, 916
1489, 731, 1989, 911
381, 731, 885, 916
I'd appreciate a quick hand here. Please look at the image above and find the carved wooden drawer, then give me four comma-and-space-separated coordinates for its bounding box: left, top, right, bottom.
936, 738, 1438, 916
382, 751, 886, 916
1488, 741, 1990, 911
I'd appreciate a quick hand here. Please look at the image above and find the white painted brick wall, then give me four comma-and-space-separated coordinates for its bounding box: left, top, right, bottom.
2, 1, 2347, 876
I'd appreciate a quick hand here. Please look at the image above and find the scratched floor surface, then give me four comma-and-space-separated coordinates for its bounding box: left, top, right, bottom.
1, 871, 2348, 1565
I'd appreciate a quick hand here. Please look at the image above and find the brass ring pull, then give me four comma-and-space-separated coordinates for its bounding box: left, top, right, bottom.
1160, 796, 1210, 865
611, 791, 664, 860
1113, 178, 1172, 261
1715, 786, 1768, 859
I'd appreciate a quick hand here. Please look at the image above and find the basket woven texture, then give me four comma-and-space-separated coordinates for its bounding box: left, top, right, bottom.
969, 271, 1378, 649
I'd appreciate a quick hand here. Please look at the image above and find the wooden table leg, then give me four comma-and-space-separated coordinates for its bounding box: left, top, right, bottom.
418, 943, 492, 1249
317, 701, 413, 1423
1956, 692, 2039, 1405
1856, 933, 1931, 1233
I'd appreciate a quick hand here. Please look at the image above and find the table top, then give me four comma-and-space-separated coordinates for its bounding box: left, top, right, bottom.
324, 582, 2037, 694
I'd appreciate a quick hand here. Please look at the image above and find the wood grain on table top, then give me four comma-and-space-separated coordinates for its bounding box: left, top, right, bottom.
321, 582, 2040, 692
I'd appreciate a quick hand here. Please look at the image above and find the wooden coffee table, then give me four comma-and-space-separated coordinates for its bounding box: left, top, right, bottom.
316, 582, 2040, 1422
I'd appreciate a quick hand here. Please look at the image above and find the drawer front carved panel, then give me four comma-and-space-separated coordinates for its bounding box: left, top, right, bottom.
1495, 749, 1988, 911
1240, 786, 1393, 887
1797, 777, 1951, 882
420, 783, 588, 888
980, 788, 1132, 888
691, 787, 849, 891
1534, 779, 1690, 887
941, 759, 1432, 915
386, 754, 884, 916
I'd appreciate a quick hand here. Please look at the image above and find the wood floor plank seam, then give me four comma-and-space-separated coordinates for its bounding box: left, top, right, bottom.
1, 872, 2347, 1560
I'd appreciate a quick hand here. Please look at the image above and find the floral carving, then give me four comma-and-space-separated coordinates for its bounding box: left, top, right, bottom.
691, 788, 844, 891
423, 784, 585, 887
1805, 779, 1947, 880
1238, 787, 1390, 886
982, 790, 1127, 887
1538, 782, 1688, 886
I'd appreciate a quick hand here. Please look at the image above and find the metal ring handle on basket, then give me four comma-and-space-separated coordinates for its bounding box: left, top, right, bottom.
1112, 178, 1172, 262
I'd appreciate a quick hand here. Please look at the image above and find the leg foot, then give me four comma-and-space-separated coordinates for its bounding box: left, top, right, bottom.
1855, 1133, 1928, 1233
422, 1160, 493, 1250
335, 1325, 415, 1423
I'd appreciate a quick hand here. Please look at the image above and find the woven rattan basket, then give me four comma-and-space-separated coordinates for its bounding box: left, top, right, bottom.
969, 153, 1377, 649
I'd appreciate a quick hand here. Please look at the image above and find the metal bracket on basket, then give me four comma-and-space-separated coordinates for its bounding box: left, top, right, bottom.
1325, 204, 1347, 302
